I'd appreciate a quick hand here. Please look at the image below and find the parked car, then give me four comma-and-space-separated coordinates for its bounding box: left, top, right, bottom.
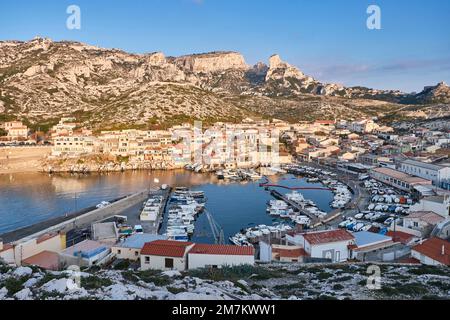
134, 225, 144, 234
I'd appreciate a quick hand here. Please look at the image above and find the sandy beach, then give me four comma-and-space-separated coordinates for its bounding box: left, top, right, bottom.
0, 146, 51, 174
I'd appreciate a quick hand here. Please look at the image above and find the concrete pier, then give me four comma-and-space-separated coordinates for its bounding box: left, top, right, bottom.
270, 189, 320, 225
1, 190, 149, 244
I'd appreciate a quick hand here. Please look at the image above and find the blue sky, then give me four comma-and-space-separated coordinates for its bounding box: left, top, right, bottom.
1, 0, 449, 92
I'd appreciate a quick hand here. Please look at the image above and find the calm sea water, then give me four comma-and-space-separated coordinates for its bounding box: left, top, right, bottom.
0, 171, 334, 242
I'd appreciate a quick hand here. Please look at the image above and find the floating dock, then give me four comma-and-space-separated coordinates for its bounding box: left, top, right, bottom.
270, 189, 320, 225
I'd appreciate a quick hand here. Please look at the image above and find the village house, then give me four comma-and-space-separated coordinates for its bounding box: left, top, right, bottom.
140, 240, 194, 271
59, 239, 112, 267
111, 234, 167, 261
0, 232, 66, 267
187, 244, 255, 270
22, 251, 61, 271
349, 231, 394, 261
271, 244, 308, 263
411, 237, 450, 266
298, 146, 340, 162
399, 159, 450, 188
3, 121, 29, 140
370, 167, 432, 192
348, 119, 380, 134
403, 211, 446, 238
51, 135, 98, 157
49, 118, 79, 139
286, 229, 355, 263
409, 195, 450, 219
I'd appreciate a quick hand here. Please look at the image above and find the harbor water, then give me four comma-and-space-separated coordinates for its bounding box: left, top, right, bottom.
0, 171, 334, 243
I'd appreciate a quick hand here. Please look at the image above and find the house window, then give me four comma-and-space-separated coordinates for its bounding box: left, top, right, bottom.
165, 258, 174, 269
117, 250, 122, 255
135, 251, 139, 257
413, 222, 419, 227
144, 256, 150, 264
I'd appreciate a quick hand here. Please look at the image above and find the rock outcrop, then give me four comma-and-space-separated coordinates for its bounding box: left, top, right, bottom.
174, 51, 248, 73
414, 81, 450, 104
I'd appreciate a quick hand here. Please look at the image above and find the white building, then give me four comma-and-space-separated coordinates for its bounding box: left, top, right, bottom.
52, 135, 98, 157
4, 121, 28, 139
411, 237, 450, 266
111, 234, 167, 261
370, 167, 432, 192
187, 244, 254, 270
349, 119, 379, 133
140, 240, 194, 271
410, 195, 450, 219
403, 211, 446, 238
286, 229, 355, 263
399, 159, 450, 186
59, 240, 111, 267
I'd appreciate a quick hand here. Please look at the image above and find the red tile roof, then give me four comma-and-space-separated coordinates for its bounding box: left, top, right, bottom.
36, 233, 59, 244
22, 251, 60, 271
141, 240, 193, 258
272, 247, 307, 258
189, 244, 254, 256
303, 229, 354, 245
412, 237, 450, 266
386, 231, 416, 245
398, 257, 421, 264
0, 243, 13, 253
406, 211, 445, 225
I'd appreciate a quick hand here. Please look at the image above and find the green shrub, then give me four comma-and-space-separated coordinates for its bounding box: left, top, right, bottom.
81, 276, 113, 290
332, 275, 353, 282
409, 266, 448, 276
3, 278, 23, 296
189, 265, 281, 282
333, 284, 344, 290
167, 286, 186, 294
114, 260, 131, 270
122, 271, 139, 283
316, 272, 333, 280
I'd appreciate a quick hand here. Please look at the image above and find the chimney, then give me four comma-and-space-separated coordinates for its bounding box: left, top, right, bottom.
442, 245, 445, 256
0, 239, 3, 251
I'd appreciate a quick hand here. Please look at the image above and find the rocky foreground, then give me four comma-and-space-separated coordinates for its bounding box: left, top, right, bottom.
1, 262, 449, 300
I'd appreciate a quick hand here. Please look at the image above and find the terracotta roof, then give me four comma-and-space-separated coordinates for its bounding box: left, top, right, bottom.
141, 240, 193, 258
36, 233, 59, 244
386, 231, 416, 245
272, 246, 307, 258
406, 211, 445, 225
412, 237, 450, 266
398, 257, 421, 264
315, 120, 335, 125
372, 167, 431, 185
189, 244, 254, 256
22, 251, 60, 271
303, 229, 354, 245
0, 243, 13, 253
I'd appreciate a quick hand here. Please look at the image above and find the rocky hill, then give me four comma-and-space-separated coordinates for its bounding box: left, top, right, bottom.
413, 82, 450, 104
1, 262, 449, 300
0, 37, 449, 130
